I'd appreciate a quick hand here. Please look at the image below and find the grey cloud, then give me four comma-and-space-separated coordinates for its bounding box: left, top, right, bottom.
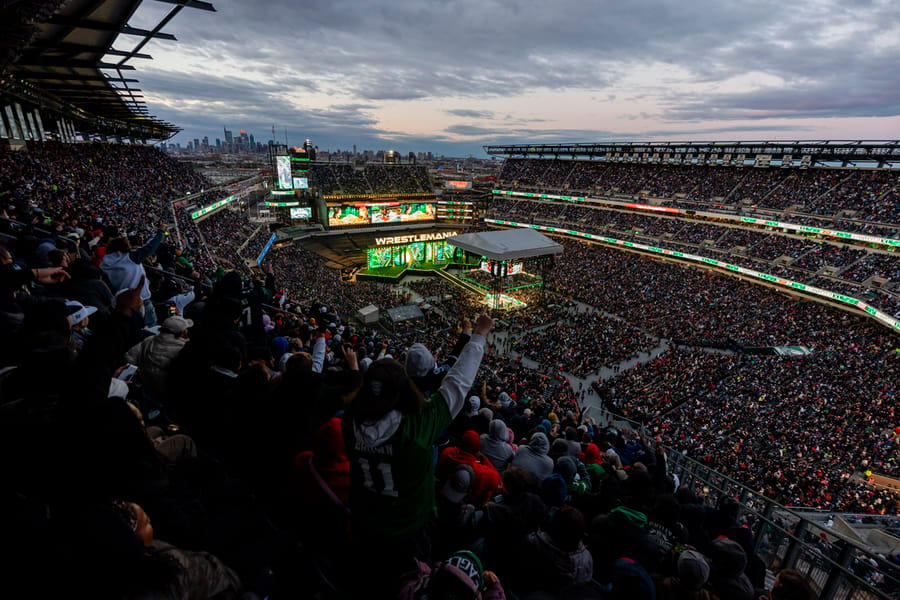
153, 0, 899, 102
446, 109, 495, 119
638, 124, 815, 137
128, 0, 900, 151
664, 75, 900, 121
445, 124, 503, 136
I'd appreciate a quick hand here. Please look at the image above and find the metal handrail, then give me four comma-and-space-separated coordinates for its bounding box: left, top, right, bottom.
665, 450, 899, 600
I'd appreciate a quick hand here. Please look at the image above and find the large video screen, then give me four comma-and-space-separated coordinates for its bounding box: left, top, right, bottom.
293, 177, 309, 189
329, 202, 435, 227
370, 205, 402, 223
289, 207, 312, 219
276, 156, 292, 189
445, 180, 472, 190
400, 203, 435, 222
329, 205, 369, 226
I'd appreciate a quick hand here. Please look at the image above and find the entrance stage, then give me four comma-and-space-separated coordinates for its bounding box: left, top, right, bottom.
444, 228, 564, 310
356, 233, 480, 279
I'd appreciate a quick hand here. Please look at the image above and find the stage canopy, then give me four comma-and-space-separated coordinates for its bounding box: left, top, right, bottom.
387, 304, 425, 323
446, 228, 563, 261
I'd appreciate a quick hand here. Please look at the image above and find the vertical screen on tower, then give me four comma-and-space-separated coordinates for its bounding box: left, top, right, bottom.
276, 156, 292, 189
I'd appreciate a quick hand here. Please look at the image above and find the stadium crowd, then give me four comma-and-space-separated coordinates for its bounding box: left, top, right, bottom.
498, 157, 900, 227
1, 141, 896, 598
486, 197, 900, 317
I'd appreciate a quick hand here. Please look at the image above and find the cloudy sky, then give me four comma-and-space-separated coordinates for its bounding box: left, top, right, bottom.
124, 0, 900, 157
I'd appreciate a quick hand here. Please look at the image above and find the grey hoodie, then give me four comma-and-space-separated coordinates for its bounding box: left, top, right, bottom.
481, 419, 515, 472
511, 432, 554, 481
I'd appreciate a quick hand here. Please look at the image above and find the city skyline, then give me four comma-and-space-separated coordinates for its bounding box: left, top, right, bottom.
126, 0, 900, 156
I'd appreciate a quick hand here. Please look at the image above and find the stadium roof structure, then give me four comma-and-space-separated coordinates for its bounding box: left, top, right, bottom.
1, 0, 215, 141
484, 140, 900, 168
447, 228, 563, 261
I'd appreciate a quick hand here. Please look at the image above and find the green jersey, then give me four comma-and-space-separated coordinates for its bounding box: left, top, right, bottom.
344, 392, 451, 538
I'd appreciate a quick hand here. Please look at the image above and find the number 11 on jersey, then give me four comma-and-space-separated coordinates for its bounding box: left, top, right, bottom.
359, 457, 399, 497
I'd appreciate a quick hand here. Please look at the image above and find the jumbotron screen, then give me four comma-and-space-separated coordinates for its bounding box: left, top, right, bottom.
329, 205, 369, 226
276, 156, 292, 189
328, 202, 435, 227
289, 207, 312, 219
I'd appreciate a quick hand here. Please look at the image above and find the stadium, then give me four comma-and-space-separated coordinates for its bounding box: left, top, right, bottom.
0, 1, 899, 599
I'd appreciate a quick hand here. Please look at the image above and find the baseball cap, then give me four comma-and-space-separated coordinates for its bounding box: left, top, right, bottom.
65, 300, 97, 327
161, 315, 193, 335
440, 464, 474, 503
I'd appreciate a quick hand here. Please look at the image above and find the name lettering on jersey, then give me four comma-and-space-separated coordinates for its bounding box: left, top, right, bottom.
355, 441, 394, 456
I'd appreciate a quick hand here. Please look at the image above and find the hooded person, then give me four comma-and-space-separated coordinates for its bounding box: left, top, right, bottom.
511, 432, 554, 482
677, 549, 712, 592
405, 326, 471, 396
706, 537, 755, 600
579, 443, 608, 488
519, 506, 593, 592
480, 419, 515, 472
342, 312, 493, 596
555, 455, 590, 497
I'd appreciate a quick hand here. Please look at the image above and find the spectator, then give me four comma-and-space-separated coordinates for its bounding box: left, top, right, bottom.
480, 419, 516, 472
101, 223, 168, 328
511, 432, 555, 482
342, 312, 493, 596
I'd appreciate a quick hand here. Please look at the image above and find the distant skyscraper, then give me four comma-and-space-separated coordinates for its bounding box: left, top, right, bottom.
249, 134, 255, 147
224, 128, 233, 144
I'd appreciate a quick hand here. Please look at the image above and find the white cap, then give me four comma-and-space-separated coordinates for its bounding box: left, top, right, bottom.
161, 315, 194, 335
65, 300, 97, 327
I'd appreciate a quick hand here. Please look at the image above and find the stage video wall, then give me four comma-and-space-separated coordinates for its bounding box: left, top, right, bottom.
366, 240, 455, 270
329, 202, 435, 227
480, 260, 523, 276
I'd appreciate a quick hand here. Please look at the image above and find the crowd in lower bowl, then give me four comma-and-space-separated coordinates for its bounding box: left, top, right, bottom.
3, 141, 894, 598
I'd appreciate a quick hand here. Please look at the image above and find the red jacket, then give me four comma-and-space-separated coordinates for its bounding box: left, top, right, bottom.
438, 446, 502, 505
293, 418, 350, 542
